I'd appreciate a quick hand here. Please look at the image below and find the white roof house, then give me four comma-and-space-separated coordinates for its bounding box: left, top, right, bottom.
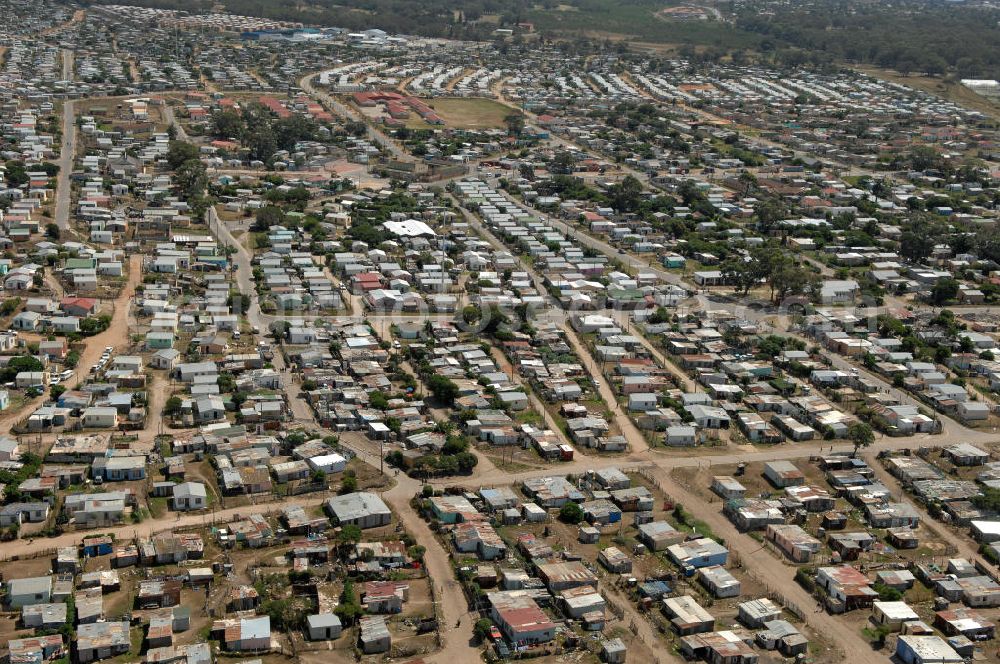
325, 492, 391, 529
382, 219, 436, 237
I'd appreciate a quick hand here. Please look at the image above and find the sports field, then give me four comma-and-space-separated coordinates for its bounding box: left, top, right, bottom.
405, 97, 514, 130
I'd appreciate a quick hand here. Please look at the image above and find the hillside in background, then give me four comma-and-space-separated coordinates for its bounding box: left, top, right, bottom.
83, 0, 1000, 77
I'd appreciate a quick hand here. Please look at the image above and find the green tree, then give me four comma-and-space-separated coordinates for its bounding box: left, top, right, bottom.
166, 141, 200, 170
0, 296, 21, 316
550, 150, 575, 174
260, 593, 309, 631
163, 396, 183, 416
427, 374, 459, 405
455, 451, 478, 473
973, 486, 1000, 512
899, 229, 935, 263
504, 112, 525, 137
370, 391, 390, 410
754, 198, 786, 232
720, 256, 764, 296
873, 582, 903, 601
339, 474, 358, 494
273, 115, 319, 152
334, 579, 364, 625
772, 262, 817, 304
210, 109, 244, 139
931, 278, 959, 305
246, 125, 278, 162
848, 421, 875, 457
609, 175, 643, 213
174, 158, 207, 197
3, 160, 27, 187
976, 226, 1000, 264
1, 355, 43, 382
473, 618, 494, 642
648, 307, 670, 325
338, 523, 362, 546
253, 205, 285, 232
559, 502, 584, 524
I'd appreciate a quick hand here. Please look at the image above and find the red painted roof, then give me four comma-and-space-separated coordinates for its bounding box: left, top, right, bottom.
61, 296, 97, 310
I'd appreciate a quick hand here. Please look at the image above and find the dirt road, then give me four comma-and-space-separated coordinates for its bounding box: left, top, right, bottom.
650, 466, 880, 664
69, 254, 143, 389
1, 491, 333, 558
334, 432, 477, 662
0, 255, 141, 432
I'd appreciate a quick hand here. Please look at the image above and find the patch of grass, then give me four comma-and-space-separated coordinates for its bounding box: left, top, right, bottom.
147, 496, 168, 519
515, 409, 543, 425
406, 97, 515, 130
251, 232, 269, 250
672, 503, 721, 543
483, 453, 535, 473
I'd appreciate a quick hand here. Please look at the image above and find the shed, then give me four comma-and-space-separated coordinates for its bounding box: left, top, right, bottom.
698, 565, 741, 598
306, 613, 342, 641
601, 637, 627, 663
358, 615, 391, 653
873, 601, 920, 631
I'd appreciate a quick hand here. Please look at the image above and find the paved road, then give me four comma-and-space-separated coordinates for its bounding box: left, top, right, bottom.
299, 72, 410, 161
54, 99, 75, 233
161, 103, 188, 141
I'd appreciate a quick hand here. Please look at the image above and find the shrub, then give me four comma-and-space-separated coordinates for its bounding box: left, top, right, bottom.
559, 502, 584, 524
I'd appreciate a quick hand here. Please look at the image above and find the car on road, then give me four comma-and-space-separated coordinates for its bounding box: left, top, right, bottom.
61, 370, 74, 380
